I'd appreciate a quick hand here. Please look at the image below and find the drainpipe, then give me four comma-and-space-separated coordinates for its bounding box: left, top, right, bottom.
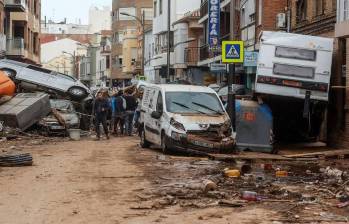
287, 0, 291, 33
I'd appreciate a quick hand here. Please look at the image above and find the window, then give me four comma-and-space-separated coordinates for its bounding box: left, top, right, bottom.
159, 0, 163, 15
273, 63, 315, 79
315, 0, 325, 16
345, 0, 349, 20
275, 46, 316, 61
165, 92, 224, 115
106, 55, 110, 69
156, 92, 163, 113
296, 0, 307, 23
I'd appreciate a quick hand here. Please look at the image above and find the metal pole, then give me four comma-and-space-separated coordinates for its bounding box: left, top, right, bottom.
166, 0, 171, 82
142, 10, 145, 77
227, 0, 236, 130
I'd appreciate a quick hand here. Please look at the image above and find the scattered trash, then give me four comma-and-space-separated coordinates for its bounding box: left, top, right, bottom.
224, 169, 241, 178
202, 180, 217, 193
241, 191, 259, 201
276, 171, 288, 177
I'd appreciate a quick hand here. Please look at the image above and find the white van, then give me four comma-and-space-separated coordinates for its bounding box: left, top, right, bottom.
255, 31, 334, 101
139, 84, 235, 154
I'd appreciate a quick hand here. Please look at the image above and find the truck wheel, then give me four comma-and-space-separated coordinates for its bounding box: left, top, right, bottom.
140, 127, 151, 148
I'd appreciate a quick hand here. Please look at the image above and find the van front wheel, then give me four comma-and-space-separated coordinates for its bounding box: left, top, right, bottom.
161, 133, 169, 154
140, 127, 151, 148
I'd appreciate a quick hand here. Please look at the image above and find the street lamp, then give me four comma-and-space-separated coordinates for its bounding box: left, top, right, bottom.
62, 51, 77, 78
120, 11, 146, 77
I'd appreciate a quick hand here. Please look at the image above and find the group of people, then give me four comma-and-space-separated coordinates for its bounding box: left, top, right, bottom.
93, 87, 141, 140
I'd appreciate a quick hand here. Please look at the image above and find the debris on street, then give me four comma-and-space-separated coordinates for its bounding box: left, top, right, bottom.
0, 152, 33, 167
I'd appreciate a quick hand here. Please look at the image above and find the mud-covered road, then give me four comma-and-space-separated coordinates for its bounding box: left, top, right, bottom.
0, 137, 347, 224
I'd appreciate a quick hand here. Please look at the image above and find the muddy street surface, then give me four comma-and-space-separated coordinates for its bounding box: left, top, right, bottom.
0, 137, 348, 224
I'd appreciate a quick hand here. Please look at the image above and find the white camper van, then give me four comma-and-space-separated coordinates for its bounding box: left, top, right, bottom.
255, 31, 334, 101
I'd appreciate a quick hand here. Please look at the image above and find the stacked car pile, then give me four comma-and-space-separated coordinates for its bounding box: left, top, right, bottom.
0, 59, 91, 135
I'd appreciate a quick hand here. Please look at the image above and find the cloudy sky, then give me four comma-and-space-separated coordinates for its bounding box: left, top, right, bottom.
42, 0, 111, 24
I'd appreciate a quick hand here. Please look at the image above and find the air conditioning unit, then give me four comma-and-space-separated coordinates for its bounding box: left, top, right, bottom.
276, 13, 287, 29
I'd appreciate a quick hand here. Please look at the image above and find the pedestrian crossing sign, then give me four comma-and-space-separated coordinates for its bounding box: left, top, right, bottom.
222, 41, 244, 63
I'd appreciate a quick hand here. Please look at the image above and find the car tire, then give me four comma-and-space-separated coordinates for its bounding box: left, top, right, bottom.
68, 87, 88, 100
140, 127, 151, 148
161, 132, 169, 154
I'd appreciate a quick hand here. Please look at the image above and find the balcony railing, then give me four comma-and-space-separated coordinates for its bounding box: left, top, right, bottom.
5, 0, 26, 12
6, 38, 25, 57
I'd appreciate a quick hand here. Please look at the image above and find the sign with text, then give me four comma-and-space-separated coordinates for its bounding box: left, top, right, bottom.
208, 0, 220, 52
210, 63, 227, 73
222, 41, 244, 63
244, 51, 259, 67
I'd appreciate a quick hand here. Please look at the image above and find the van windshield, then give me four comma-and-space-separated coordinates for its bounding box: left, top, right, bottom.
165, 92, 224, 115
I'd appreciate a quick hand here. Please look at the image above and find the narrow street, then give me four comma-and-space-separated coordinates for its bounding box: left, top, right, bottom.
0, 137, 278, 224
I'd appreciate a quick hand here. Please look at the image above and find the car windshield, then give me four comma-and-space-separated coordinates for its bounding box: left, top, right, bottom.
165, 92, 224, 115
50, 100, 74, 112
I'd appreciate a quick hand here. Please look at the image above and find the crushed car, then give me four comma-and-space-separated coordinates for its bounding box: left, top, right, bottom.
38, 99, 80, 135
0, 59, 90, 100
139, 84, 235, 154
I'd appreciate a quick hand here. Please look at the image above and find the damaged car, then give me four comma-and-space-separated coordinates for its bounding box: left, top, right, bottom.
0, 59, 90, 100
139, 84, 235, 154
38, 99, 80, 135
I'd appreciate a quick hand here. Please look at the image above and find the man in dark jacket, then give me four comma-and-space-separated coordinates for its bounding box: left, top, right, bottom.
94, 92, 110, 140
124, 92, 137, 136
112, 91, 126, 135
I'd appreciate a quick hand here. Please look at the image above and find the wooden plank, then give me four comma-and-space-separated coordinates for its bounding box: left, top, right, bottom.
210, 152, 294, 161
283, 149, 349, 158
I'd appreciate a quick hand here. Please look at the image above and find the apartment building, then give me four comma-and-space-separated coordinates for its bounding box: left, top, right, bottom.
151, 0, 201, 83
4, 0, 41, 65
111, 0, 153, 85
79, 32, 112, 87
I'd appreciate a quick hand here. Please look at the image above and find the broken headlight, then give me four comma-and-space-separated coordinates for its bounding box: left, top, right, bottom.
170, 118, 185, 131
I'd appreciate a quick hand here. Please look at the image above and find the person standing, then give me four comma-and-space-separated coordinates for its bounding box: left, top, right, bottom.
113, 91, 126, 135
124, 91, 137, 136
94, 91, 110, 140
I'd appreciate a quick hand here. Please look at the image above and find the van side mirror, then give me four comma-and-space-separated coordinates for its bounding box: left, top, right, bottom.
151, 111, 162, 119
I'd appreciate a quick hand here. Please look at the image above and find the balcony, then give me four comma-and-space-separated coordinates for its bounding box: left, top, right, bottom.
184, 47, 199, 66
5, 0, 26, 12
6, 38, 25, 57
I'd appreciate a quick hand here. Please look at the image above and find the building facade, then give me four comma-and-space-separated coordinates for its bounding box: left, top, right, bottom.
88, 6, 112, 34
5, 0, 41, 65
111, 0, 153, 86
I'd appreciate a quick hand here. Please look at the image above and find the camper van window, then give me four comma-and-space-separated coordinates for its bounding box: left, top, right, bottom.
273, 63, 315, 79
275, 47, 316, 61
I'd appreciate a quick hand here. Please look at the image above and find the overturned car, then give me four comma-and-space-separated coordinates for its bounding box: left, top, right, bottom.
139, 84, 235, 154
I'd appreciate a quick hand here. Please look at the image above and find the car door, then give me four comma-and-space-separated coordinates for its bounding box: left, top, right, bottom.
144, 88, 158, 143
151, 91, 164, 146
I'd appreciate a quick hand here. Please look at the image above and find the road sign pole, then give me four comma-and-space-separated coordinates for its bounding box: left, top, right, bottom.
227, 63, 236, 131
